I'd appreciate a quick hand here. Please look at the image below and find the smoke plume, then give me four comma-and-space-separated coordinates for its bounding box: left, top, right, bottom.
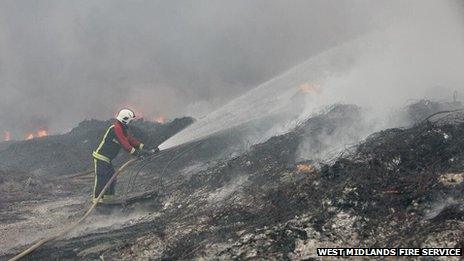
160, 0, 464, 149
0, 0, 462, 142
1, 0, 399, 139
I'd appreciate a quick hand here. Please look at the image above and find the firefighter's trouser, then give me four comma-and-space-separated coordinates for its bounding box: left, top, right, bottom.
93, 159, 116, 199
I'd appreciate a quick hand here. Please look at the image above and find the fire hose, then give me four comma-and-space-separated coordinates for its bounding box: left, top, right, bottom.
421, 108, 464, 123
9, 140, 199, 260
126, 140, 204, 194
9, 152, 165, 261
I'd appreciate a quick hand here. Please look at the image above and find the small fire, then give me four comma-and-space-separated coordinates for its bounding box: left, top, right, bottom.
154, 116, 166, 124
37, 129, 48, 137
4, 131, 11, 141
25, 129, 49, 140
296, 163, 316, 174
298, 83, 320, 94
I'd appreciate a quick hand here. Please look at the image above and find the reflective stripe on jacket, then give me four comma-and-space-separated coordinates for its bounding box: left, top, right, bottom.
93, 120, 143, 162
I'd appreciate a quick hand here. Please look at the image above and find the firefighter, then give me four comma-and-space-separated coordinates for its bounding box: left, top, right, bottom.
92, 108, 158, 204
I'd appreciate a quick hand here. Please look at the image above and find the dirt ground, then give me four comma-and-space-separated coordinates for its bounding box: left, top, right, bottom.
1, 103, 464, 260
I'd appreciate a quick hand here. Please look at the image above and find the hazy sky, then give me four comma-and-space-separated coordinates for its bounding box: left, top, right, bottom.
0, 0, 461, 138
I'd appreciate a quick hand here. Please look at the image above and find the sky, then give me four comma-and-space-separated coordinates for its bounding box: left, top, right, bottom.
0, 0, 462, 139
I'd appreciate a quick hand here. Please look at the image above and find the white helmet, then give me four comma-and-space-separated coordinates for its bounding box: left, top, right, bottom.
116, 108, 136, 124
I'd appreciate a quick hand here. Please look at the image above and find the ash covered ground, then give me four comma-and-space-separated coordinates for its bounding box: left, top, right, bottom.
1, 101, 464, 260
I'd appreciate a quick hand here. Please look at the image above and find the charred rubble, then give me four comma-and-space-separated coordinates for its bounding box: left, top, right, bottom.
0, 117, 193, 176
0, 116, 193, 250
400, 98, 463, 125
2, 102, 464, 260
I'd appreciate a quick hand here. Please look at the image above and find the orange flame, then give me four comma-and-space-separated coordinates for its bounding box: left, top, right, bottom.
37, 129, 48, 138
298, 83, 320, 94
25, 129, 49, 140
4, 131, 11, 141
154, 116, 166, 124
296, 164, 316, 174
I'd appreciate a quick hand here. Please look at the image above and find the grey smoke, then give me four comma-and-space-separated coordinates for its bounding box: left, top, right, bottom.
160, 0, 464, 150
0, 0, 462, 139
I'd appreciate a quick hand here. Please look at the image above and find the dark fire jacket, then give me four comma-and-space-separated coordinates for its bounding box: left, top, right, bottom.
92, 120, 143, 163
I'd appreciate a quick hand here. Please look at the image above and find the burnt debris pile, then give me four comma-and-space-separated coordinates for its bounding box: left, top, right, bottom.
313, 116, 464, 247
0, 117, 193, 176
3, 102, 464, 260
401, 98, 463, 125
